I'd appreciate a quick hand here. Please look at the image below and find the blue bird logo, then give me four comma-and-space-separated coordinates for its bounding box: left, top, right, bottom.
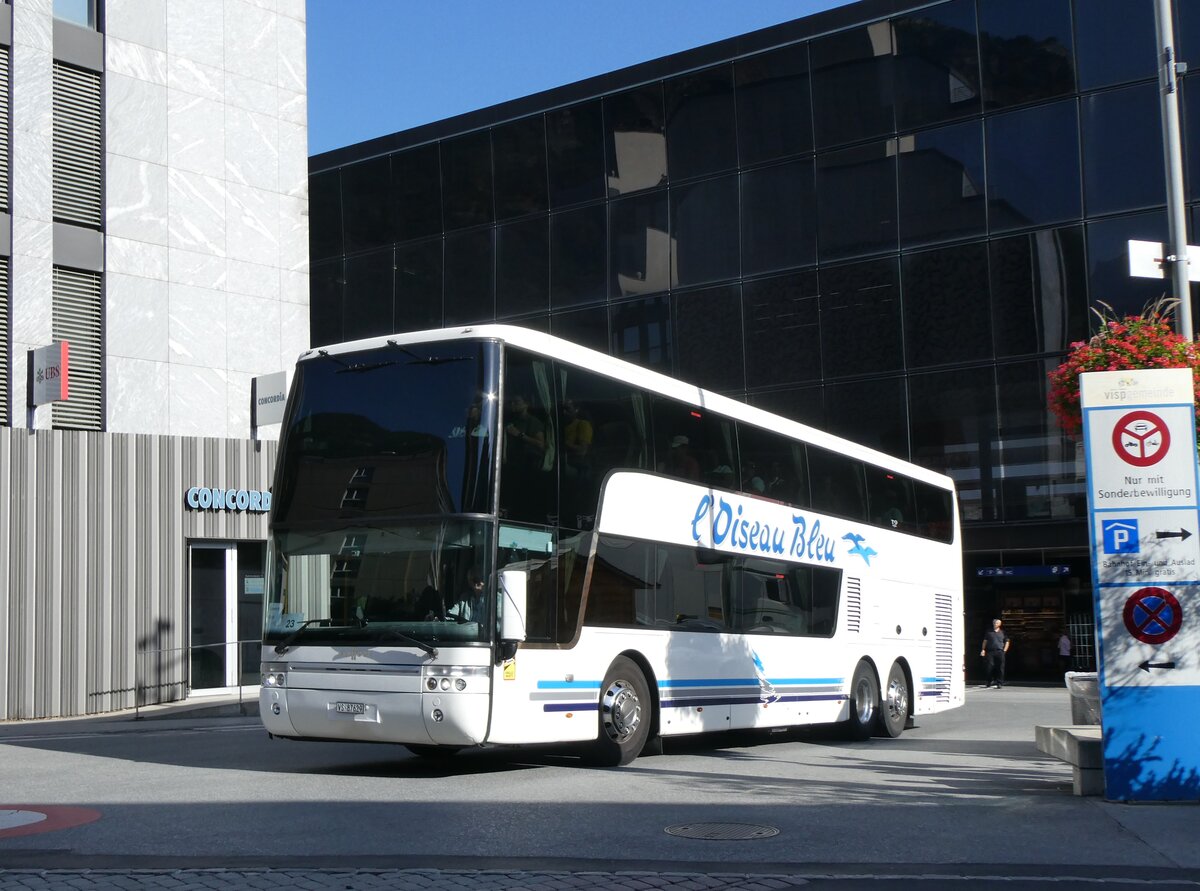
751, 650, 779, 704
843, 532, 876, 566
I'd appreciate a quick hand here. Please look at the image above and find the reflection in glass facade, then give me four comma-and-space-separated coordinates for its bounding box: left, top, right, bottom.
309, 0, 1200, 678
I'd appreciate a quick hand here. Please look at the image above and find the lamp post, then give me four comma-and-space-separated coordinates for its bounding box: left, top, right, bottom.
1154, 0, 1193, 338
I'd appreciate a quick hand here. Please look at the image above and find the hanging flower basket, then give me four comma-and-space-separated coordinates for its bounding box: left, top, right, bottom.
1047, 297, 1200, 440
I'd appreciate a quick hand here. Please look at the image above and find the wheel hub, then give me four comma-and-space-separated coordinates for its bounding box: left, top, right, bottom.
602, 679, 641, 740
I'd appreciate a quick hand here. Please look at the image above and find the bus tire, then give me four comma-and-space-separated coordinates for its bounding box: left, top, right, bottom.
877, 661, 909, 738
843, 660, 879, 741
590, 656, 651, 767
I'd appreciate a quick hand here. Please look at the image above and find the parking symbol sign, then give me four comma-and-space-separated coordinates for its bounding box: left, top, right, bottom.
1102, 519, 1140, 554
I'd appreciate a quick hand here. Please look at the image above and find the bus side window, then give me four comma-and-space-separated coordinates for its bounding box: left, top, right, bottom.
865, 466, 916, 533
807, 445, 867, 522
914, 481, 955, 543
500, 349, 557, 525
736, 422, 810, 507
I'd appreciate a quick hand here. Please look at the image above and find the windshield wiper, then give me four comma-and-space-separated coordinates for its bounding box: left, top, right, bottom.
273, 618, 348, 653
385, 340, 471, 366
359, 622, 438, 658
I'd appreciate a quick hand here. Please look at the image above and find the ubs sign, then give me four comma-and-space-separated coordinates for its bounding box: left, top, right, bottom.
185, 486, 272, 513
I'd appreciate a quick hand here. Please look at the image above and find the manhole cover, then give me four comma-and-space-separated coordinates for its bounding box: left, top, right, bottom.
665, 822, 779, 840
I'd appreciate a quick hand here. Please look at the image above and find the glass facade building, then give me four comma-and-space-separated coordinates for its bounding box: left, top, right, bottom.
307, 0, 1200, 680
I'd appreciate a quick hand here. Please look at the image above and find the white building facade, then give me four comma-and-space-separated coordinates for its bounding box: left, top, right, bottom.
0, 0, 309, 720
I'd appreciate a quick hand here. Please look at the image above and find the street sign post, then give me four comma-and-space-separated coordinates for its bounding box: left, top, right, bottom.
1081, 368, 1200, 800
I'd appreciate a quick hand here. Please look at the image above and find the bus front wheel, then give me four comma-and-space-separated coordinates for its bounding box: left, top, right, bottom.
877, 661, 909, 738
844, 660, 879, 741
590, 656, 651, 767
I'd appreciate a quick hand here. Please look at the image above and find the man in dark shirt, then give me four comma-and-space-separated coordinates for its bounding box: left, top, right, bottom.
980, 618, 1011, 688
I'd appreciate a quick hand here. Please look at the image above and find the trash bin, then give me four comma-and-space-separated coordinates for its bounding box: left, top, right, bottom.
1065, 671, 1102, 725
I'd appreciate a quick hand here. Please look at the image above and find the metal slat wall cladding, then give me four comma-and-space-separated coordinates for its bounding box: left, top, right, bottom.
0, 427, 277, 721
0, 258, 8, 427
0, 45, 10, 210
52, 267, 102, 430
52, 60, 101, 228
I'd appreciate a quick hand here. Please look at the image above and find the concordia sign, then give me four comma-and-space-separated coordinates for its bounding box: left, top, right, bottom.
1081, 368, 1200, 801
185, 487, 272, 513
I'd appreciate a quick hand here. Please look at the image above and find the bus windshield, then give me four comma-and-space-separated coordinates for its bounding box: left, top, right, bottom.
271, 340, 499, 526
264, 518, 495, 647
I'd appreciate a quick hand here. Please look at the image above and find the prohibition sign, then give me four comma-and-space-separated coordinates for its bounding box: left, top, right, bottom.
1112, 410, 1171, 467
1123, 587, 1183, 645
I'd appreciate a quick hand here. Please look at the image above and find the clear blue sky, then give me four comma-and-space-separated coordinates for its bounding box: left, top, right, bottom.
306, 1, 854, 156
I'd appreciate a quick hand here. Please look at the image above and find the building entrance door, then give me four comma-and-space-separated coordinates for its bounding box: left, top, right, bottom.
188, 542, 265, 692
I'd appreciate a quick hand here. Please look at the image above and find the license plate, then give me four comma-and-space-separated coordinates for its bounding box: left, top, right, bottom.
333, 701, 367, 714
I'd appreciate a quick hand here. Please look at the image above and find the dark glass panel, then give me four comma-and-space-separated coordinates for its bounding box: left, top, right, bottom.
604, 84, 667, 195
898, 119, 986, 248
652, 393, 736, 486
1075, 0, 1156, 90
986, 99, 1081, 232
341, 157, 394, 252
610, 189, 669, 298
673, 284, 744, 395
741, 159, 817, 274
811, 23, 894, 149
506, 315, 550, 334
391, 144, 442, 241
550, 203, 607, 309
547, 100, 606, 208
443, 228, 494, 325
1085, 210, 1173, 319
611, 294, 671, 373
748, 386, 824, 428
441, 130, 493, 230
1187, 76, 1200, 201
893, 0, 981, 130
493, 115, 548, 220
735, 42, 812, 165
825, 377, 908, 459
394, 237, 443, 333
990, 226, 1088, 358
816, 141, 897, 260
670, 174, 739, 287
743, 271, 821, 388
909, 365, 998, 522
499, 349, 556, 525
996, 360, 1086, 522
551, 305, 609, 354
496, 217, 549, 319
309, 259, 344, 347
978, 0, 1075, 110
819, 258, 902, 377
1082, 83, 1165, 216
308, 170, 342, 261
902, 242, 992, 368
342, 248, 394, 341
664, 64, 736, 181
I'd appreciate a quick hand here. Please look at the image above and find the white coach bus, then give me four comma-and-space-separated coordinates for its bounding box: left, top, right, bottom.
259, 325, 964, 765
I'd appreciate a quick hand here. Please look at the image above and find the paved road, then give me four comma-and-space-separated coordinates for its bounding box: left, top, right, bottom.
1, 686, 1198, 889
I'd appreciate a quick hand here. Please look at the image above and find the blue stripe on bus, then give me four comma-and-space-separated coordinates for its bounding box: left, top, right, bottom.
659, 693, 847, 709
658, 677, 843, 689
536, 680, 602, 690
543, 702, 599, 712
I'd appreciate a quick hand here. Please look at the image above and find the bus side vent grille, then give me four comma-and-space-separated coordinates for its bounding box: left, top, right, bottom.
934, 592, 954, 702
844, 577, 861, 633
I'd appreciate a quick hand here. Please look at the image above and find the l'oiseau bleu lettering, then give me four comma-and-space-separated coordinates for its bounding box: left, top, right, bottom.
690, 494, 837, 563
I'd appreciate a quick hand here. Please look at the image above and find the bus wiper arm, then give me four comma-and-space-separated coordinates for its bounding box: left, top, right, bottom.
273, 618, 334, 653
385, 340, 470, 366
361, 622, 438, 658
317, 349, 398, 375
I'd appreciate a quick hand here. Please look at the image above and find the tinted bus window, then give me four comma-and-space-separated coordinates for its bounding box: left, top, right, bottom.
865, 465, 917, 534
736, 422, 810, 506
807, 445, 868, 521
652, 396, 736, 488
500, 349, 557, 525
914, 480, 956, 543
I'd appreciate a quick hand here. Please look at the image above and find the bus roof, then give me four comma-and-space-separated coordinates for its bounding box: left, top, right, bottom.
298, 325, 954, 491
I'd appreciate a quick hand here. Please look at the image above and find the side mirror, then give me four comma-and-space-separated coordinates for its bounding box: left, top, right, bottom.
499, 568, 527, 649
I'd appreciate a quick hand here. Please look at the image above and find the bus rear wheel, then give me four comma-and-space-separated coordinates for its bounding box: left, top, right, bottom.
843, 660, 879, 741
589, 656, 651, 767
877, 661, 909, 738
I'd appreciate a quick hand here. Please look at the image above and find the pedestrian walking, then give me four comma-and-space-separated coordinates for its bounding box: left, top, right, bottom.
980, 618, 1010, 688
1056, 627, 1072, 675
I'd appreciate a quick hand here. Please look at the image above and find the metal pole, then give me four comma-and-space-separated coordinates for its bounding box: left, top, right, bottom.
1155, 0, 1193, 338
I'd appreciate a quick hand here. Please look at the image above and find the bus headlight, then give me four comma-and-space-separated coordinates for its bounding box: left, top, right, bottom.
440, 677, 452, 691
262, 671, 286, 687
455, 678, 467, 691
